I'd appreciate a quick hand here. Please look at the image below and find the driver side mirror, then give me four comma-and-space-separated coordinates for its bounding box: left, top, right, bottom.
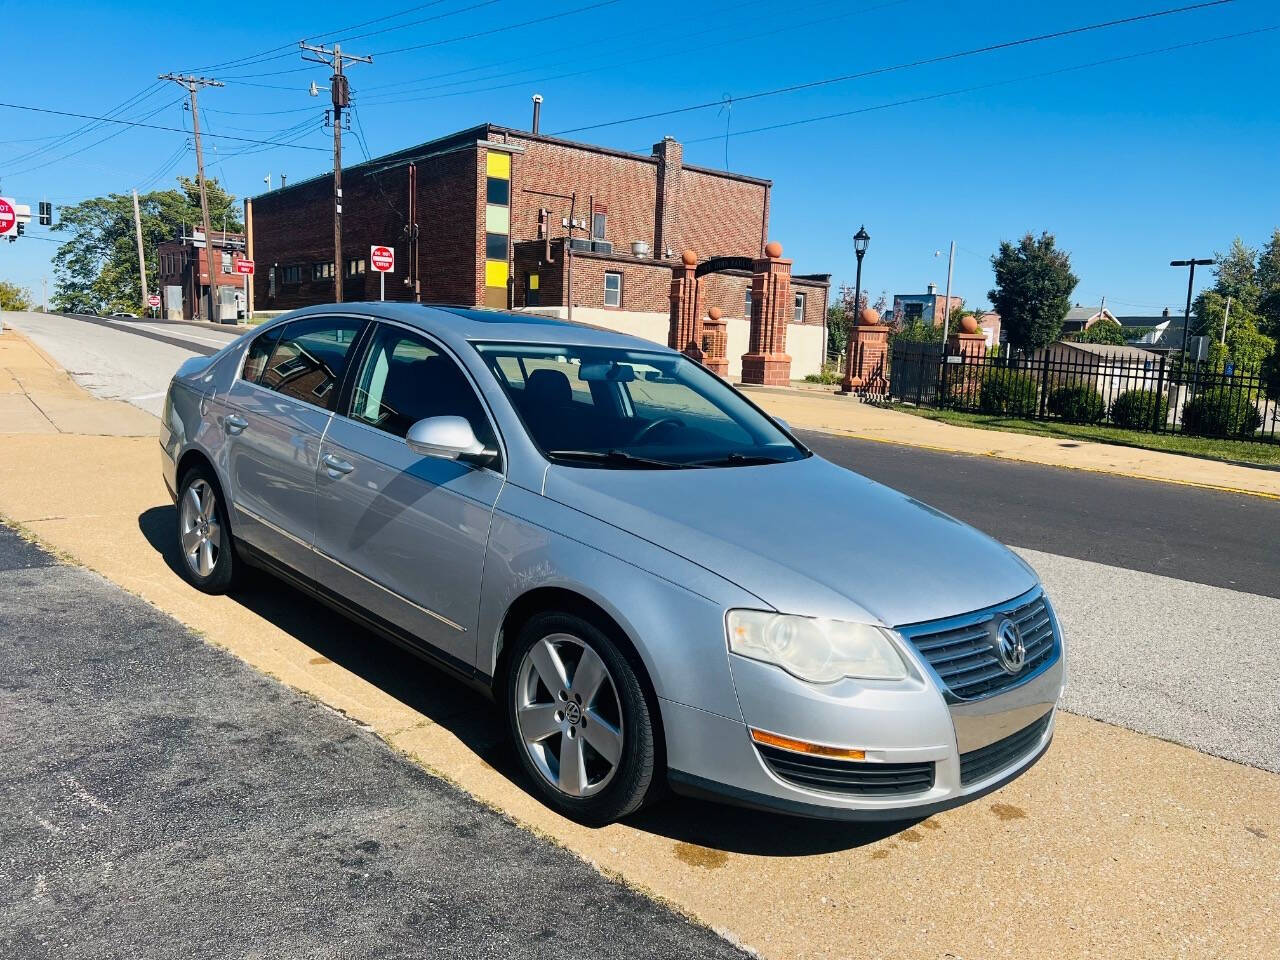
406, 416, 496, 466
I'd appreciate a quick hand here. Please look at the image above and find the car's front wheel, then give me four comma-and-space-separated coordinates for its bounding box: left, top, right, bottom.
176, 465, 239, 594
505, 612, 659, 825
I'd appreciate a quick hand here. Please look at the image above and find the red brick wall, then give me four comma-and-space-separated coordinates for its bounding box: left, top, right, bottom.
563, 251, 672, 312
793, 278, 830, 326
680, 167, 768, 259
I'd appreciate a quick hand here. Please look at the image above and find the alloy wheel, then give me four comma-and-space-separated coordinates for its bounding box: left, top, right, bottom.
179, 478, 222, 579
514, 633, 625, 798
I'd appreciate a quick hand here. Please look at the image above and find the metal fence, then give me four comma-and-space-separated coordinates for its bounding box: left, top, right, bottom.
888, 342, 1280, 442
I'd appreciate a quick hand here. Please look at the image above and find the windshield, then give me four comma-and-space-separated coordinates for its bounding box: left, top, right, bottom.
474, 343, 808, 468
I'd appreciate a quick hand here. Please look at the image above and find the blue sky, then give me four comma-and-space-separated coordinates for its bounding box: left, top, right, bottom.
1, 0, 1276, 314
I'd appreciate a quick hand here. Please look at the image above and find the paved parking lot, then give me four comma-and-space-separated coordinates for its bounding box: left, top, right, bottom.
0, 526, 748, 960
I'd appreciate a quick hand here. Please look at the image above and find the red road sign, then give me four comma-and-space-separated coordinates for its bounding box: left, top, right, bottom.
371, 245, 395, 272
0, 197, 16, 237
233, 258, 255, 275
148, 294, 161, 308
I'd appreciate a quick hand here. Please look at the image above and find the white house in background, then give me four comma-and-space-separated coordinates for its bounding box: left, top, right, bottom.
1031, 341, 1163, 398
1061, 306, 1121, 335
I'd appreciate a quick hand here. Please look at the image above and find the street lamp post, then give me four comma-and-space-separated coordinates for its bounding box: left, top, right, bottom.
1170, 257, 1214, 362
841, 225, 871, 392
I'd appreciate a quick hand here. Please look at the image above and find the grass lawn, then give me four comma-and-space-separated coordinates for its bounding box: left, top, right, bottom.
893, 405, 1280, 469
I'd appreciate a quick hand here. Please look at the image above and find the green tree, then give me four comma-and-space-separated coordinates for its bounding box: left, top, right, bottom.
988, 232, 1078, 353
1212, 236, 1260, 312
1256, 228, 1280, 338
1072, 320, 1127, 345
51, 177, 241, 314
0, 280, 33, 311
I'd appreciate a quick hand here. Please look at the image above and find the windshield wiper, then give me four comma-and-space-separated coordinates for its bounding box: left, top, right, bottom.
546, 449, 695, 469
687, 452, 791, 467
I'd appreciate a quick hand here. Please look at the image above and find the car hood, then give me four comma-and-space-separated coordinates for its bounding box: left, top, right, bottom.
542, 454, 1037, 627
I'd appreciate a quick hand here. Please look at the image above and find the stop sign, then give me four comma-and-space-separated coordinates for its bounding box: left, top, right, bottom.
0, 197, 16, 237
370, 245, 395, 272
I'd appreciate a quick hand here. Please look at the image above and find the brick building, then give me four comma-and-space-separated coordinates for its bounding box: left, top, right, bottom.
893, 284, 964, 329
247, 123, 830, 377
156, 230, 248, 322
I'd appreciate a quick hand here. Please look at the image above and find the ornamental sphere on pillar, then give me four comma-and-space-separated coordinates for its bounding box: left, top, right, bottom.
858, 306, 881, 326
681, 249, 698, 266
960, 314, 979, 334
707, 306, 722, 321
764, 241, 783, 259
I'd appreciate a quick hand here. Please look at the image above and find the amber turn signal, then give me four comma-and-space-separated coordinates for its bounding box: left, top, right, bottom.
750, 728, 866, 760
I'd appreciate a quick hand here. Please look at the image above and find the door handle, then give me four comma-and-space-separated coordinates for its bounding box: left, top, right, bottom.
322, 453, 355, 477
224, 414, 248, 435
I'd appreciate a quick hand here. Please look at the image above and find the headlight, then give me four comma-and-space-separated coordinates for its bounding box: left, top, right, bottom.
726, 610, 908, 683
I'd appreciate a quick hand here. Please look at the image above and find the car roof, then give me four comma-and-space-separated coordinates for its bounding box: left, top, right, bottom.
275, 302, 672, 354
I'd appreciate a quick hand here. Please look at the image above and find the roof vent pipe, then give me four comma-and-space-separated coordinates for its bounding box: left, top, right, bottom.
532, 94, 543, 134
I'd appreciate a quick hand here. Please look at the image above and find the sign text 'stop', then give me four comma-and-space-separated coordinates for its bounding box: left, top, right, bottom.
0, 198, 16, 237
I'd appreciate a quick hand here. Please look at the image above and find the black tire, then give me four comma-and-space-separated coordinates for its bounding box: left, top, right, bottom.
505, 611, 659, 826
175, 463, 241, 595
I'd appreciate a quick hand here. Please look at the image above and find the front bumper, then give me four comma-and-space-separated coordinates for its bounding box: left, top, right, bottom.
664, 589, 1065, 820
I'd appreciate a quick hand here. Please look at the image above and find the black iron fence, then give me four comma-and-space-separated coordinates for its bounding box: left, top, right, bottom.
888, 342, 1280, 442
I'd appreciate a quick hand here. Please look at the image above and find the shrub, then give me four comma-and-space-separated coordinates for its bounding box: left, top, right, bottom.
1181, 386, 1263, 437
1046, 384, 1105, 423
1110, 389, 1169, 430
978, 370, 1039, 416
941, 372, 982, 410
803, 365, 842, 385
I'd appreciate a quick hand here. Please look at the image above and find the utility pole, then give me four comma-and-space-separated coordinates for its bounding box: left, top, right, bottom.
159, 73, 224, 323
1221, 294, 1232, 345
41, 278, 48, 313
940, 240, 956, 339
300, 42, 372, 304
131, 189, 149, 312
1170, 258, 1214, 362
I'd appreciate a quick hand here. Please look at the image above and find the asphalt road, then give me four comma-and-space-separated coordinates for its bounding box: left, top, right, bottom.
0, 525, 747, 960
799, 429, 1280, 599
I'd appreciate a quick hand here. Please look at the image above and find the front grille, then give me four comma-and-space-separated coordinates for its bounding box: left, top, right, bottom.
901, 592, 1058, 700
757, 745, 935, 796
959, 712, 1052, 785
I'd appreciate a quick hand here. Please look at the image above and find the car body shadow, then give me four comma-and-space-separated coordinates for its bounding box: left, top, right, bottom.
140, 503, 913, 856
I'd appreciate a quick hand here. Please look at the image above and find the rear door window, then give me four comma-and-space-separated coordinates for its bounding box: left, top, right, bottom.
260, 316, 364, 410
241, 325, 283, 384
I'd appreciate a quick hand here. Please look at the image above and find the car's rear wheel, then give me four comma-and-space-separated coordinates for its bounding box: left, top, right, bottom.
177, 465, 239, 594
506, 612, 658, 825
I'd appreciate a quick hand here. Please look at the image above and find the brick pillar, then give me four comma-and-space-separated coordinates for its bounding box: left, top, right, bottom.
741, 241, 792, 386
703, 306, 728, 377
947, 330, 987, 361
838, 308, 890, 396
667, 249, 702, 360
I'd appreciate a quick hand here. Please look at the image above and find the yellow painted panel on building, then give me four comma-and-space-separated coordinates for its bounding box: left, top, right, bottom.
485, 204, 509, 234
485, 259, 509, 288
486, 151, 511, 179
528, 273, 539, 291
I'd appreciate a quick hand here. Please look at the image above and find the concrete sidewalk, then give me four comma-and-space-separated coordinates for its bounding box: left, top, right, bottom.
0, 329, 156, 436
744, 385, 1280, 499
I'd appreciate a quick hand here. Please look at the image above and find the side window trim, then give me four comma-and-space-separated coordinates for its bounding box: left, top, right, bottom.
333, 318, 506, 474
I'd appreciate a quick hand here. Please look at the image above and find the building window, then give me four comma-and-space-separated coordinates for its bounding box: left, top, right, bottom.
744, 288, 753, 319
591, 209, 606, 241
485, 232, 508, 260
282, 264, 303, 285
221, 251, 232, 274
604, 271, 622, 308
312, 261, 334, 282
794, 291, 806, 324
486, 176, 510, 205
346, 258, 366, 277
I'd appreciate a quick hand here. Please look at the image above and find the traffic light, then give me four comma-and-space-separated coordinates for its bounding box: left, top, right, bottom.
38, 201, 52, 226
16, 221, 24, 236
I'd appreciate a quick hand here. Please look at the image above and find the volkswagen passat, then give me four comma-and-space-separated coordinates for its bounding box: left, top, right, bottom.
160, 304, 1065, 825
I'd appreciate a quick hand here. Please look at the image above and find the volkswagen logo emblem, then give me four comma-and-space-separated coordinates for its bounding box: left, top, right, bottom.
994, 618, 1027, 674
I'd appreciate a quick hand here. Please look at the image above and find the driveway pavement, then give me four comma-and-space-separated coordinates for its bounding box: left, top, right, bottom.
0, 525, 747, 960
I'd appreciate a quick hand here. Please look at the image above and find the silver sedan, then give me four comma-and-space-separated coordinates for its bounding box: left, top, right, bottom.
160, 303, 1065, 824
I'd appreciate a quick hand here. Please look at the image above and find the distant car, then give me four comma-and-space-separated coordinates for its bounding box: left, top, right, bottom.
160, 303, 1066, 825
109, 311, 139, 319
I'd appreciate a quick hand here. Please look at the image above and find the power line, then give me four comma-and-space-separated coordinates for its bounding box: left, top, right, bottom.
679, 24, 1278, 145
0, 100, 329, 151
551, 0, 1237, 136
372, 0, 622, 57
2, 97, 185, 179
0, 81, 166, 171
